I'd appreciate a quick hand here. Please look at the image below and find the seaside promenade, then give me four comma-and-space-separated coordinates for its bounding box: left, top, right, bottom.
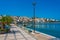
0, 24, 60, 40
0, 24, 36, 40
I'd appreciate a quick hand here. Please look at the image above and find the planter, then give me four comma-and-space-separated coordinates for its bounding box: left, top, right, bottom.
0, 30, 5, 34
5, 29, 10, 33
0, 28, 10, 34
28, 30, 32, 33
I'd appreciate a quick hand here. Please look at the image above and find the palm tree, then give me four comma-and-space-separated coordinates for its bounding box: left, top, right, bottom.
0, 15, 13, 33
0, 15, 13, 29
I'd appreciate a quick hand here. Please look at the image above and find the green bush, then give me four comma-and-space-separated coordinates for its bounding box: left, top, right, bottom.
0, 29, 1, 31
0, 29, 5, 33
5, 29, 10, 33
0, 28, 10, 33
0, 29, 4, 31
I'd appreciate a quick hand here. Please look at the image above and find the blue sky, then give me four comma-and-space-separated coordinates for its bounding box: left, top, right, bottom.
0, 0, 60, 20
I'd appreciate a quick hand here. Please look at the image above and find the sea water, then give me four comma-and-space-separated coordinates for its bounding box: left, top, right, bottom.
26, 22, 60, 38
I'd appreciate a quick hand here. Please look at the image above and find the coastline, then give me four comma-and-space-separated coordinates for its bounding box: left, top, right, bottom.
17, 24, 60, 40
35, 30, 56, 38
26, 28, 56, 38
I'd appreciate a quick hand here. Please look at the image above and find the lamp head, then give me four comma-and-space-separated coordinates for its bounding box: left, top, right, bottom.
32, 1, 36, 6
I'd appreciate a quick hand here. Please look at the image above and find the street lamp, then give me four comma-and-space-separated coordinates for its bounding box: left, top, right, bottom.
32, 1, 36, 33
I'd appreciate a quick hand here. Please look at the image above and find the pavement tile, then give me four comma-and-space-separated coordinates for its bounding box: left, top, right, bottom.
0, 25, 36, 40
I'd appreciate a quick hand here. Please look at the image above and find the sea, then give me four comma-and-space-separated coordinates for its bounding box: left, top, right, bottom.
18, 22, 60, 38
26, 22, 60, 38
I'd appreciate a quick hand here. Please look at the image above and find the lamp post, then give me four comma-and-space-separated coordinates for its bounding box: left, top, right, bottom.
32, 1, 36, 33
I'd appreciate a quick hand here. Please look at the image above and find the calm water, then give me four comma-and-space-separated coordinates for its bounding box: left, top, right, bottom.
26, 22, 60, 38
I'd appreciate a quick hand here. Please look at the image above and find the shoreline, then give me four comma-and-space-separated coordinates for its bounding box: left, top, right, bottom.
35, 31, 56, 38
13, 24, 60, 40
26, 28, 56, 38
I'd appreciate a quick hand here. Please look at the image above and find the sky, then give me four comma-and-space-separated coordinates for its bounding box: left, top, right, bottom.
0, 0, 60, 20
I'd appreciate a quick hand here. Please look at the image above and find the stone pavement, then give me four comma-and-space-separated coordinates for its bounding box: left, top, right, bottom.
0, 24, 36, 40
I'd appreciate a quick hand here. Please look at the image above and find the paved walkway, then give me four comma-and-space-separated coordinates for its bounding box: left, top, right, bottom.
0, 24, 36, 40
